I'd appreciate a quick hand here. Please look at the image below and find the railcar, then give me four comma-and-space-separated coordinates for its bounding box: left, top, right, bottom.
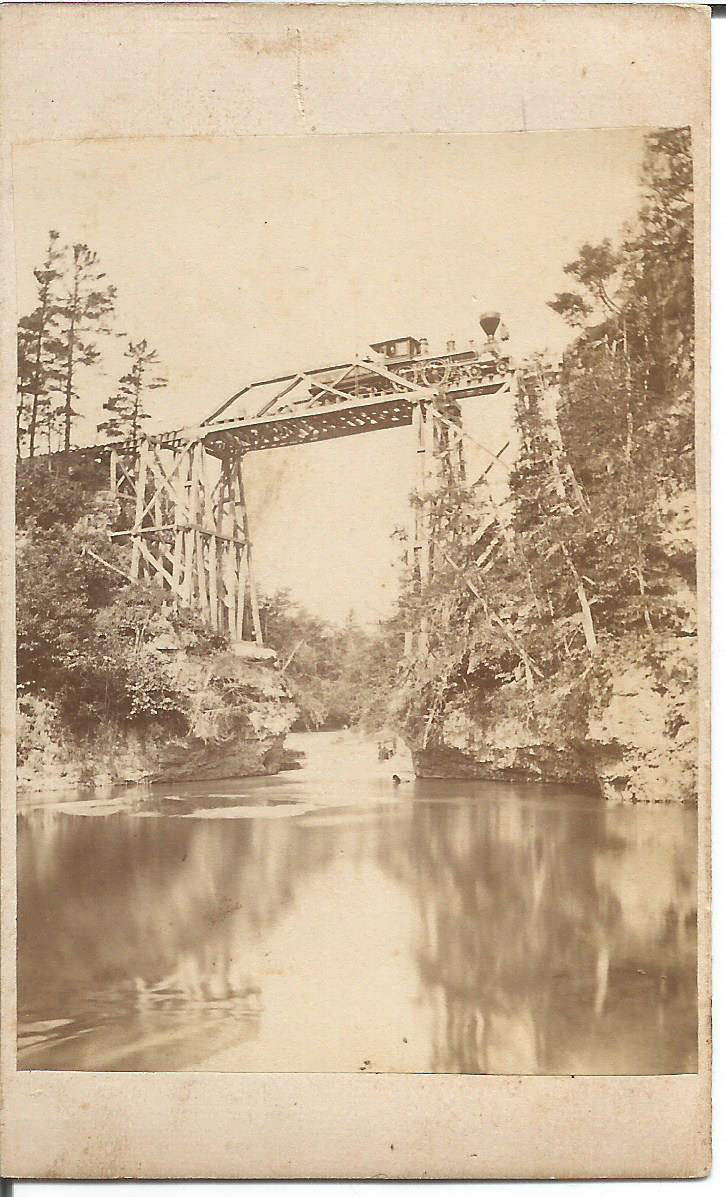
308, 313, 513, 405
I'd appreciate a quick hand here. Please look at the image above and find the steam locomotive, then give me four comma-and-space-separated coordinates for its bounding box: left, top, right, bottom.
308, 311, 513, 404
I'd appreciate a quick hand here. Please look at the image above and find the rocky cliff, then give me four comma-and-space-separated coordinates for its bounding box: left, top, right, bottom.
412, 636, 697, 804
17, 642, 297, 793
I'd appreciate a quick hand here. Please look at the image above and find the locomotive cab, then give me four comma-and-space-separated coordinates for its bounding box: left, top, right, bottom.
369, 336, 422, 361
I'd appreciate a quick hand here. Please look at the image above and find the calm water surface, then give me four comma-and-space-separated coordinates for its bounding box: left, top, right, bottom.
18, 730, 697, 1074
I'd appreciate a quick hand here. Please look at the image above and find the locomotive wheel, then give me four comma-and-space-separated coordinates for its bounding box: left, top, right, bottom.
423, 360, 450, 386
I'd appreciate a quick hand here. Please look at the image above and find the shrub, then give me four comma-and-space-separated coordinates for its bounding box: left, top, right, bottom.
17, 694, 60, 764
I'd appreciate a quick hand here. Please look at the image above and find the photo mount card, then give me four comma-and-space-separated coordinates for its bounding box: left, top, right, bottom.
0, 1, 711, 1181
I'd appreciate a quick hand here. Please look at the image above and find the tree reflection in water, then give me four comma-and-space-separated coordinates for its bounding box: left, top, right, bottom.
18, 801, 337, 1070
377, 783, 697, 1075
18, 762, 698, 1074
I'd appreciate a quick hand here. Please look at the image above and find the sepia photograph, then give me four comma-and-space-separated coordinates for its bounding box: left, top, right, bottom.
11, 125, 700, 1079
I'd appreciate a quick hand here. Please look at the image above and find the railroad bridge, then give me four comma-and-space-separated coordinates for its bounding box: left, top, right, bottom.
84, 313, 542, 647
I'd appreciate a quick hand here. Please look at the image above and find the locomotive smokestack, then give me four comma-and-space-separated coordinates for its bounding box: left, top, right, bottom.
479, 311, 501, 339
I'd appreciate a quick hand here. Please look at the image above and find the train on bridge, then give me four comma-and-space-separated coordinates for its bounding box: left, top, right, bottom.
208, 311, 513, 424
23, 311, 561, 646
305, 312, 512, 408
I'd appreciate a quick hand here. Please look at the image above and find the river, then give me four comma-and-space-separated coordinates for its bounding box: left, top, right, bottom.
17, 729, 698, 1074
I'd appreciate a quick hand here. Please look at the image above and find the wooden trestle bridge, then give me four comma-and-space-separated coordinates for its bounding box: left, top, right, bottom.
94, 313, 528, 647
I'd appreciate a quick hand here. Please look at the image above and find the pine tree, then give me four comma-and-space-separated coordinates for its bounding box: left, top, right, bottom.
17, 323, 35, 457
16, 230, 64, 458
547, 128, 695, 642
98, 339, 168, 449
54, 243, 116, 452
389, 127, 697, 750
548, 239, 622, 329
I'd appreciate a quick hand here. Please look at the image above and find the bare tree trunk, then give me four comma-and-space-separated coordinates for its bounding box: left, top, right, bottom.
635, 556, 655, 633
63, 268, 79, 453
16, 397, 26, 457
539, 373, 589, 513
28, 283, 51, 458
132, 377, 142, 454
560, 543, 598, 655
438, 542, 541, 690
574, 576, 599, 655
531, 372, 598, 655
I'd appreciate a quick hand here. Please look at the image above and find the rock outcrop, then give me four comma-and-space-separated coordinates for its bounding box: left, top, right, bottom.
587, 637, 698, 804
412, 636, 697, 804
17, 645, 297, 793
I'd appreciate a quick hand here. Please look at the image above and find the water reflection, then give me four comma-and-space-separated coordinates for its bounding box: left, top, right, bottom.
18, 793, 338, 1069
17, 732, 697, 1073
378, 785, 697, 1074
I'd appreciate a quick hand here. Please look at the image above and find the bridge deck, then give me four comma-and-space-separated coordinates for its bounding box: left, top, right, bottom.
35, 375, 509, 464
202, 392, 415, 456
199, 375, 508, 457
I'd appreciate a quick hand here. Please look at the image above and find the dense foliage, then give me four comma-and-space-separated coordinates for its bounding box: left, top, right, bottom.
15, 129, 696, 765
15, 463, 224, 736
15, 460, 397, 738
396, 128, 696, 744
259, 590, 400, 731
15, 230, 398, 742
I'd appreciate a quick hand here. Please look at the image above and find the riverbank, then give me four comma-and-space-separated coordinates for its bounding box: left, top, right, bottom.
411, 635, 697, 804
17, 727, 697, 1074
17, 647, 297, 793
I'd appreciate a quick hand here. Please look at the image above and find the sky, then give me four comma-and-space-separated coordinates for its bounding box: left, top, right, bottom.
12, 130, 646, 623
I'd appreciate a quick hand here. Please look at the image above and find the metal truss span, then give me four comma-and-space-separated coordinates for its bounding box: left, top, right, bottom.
199, 375, 512, 457
196, 337, 515, 457
83, 318, 549, 644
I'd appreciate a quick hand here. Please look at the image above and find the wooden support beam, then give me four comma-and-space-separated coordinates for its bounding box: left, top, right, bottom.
136, 535, 185, 597
235, 454, 263, 645
411, 401, 432, 588
108, 364, 517, 648
111, 523, 178, 538
189, 443, 208, 619
130, 439, 150, 580
224, 540, 236, 635
205, 451, 219, 631
235, 545, 246, 641
112, 523, 248, 547
144, 443, 190, 519
184, 447, 197, 607
173, 447, 190, 602
196, 529, 209, 620
153, 461, 164, 587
